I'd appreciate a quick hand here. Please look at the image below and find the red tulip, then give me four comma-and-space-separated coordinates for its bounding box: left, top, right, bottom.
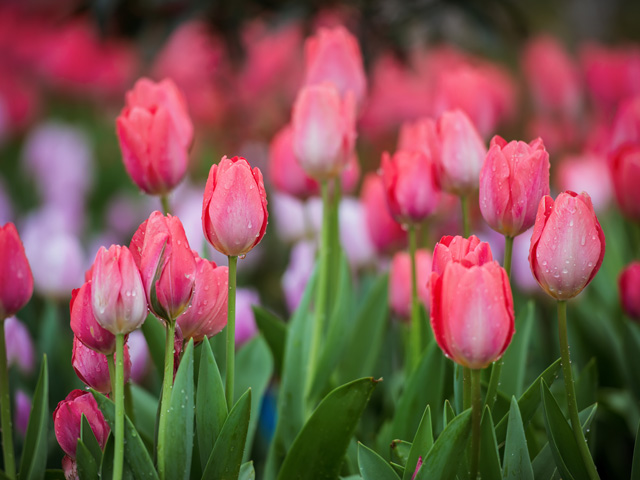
619, 262, 640, 320
609, 144, 640, 221
389, 249, 432, 318
130, 212, 196, 322
71, 336, 131, 393
203, 156, 268, 257
432, 235, 493, 277
479, 136, 550, 237
70, 281, 116, 355
609, 95, 640, 154
0, 223, 33, 320
529, 191, 605, 300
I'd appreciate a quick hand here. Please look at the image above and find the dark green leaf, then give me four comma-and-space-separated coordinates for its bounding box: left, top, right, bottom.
239, 461, 256, 480
575, 358, 598, 411
141, 314, 165, 375
19, 354, 48, 480
76, 439, 99, 480
403, 406, 433, 480
253, 305, 287, 376
500, 302, 535, 398
390, 440, 412, 467
358, 442, 401, 480
502, 397, 534, 480
479, 407, 501, 480
43, 471, 65, 480
631, 420, 640, 480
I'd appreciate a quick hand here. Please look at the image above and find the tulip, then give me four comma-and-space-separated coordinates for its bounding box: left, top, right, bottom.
130, 211, 196, 322
62, 455, 77, 480
127, 330, 151, 384
619, 262, 640, 320
529, 191, 605, 300
14, 390, 30, 437
389, 250, 432, 318
338, 197, 376, 269
360, 173, 407, 253
432, 235, 494, 276
71, 337, 131, 393
0, 223, 33, 320
177, 252, 228, 343
430, 260, 514, 369
282, 240, 316, 313
91, 245, 147, 335
609, 144, 640, 221
556, 153, 612, 213
235, 288, 260, 348
70, 281, 116, 355
479, 136, 550, 237
398, 117, 438, 159
53, 389, 110, 458
116, 78, 193, 195
609, 96, 640, 153
292, 84, 356, 180
202, 156, 268, 257
303, 26, 367, 106
4, 316, 34, 374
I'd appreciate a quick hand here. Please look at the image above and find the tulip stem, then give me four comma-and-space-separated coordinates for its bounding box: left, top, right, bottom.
160, 195, 171, 215
107, 354, 116, 396
0, 319, 16, 479
460, 195, 471, 237
470, 368, 482, 480
408, 225, 422, 372
157, 320, 176, 479
557, 300, 600, 480
114, 333, 125, 480
225, 255, 238, 410
503, 236, 513, 277
463, 367, 472, 410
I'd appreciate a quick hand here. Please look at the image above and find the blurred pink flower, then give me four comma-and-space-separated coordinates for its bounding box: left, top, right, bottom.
236, 288, 260, 348
339, 197, 376, 269
14, 390, 31, 437
4, 316, 34, 375
282, 240, 316, 313
127, 329, 151, 384
556, 153, 612, 212
270, 193, 309, 244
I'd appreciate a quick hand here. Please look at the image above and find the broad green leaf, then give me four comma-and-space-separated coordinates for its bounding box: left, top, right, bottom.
141, 314, 165, 375
575, 358, 598, 411
502, 397, 534, 480
403, 406, 433, 480
390, 463, 404, 478
443, 400, 455, 427
129, 383, 158, 452
414, 410, 472, 480
80, 414, 102, 464
631, 420, 640, 480
196, 338, 227, 469
18, 354, 48, 480
75, 439, 98, 480
202, 389, 252, 480
390, 440, 412, 467
479, 407, 501, 480
358, 442, 401, 480
239, 461, 256, 480
100, 432, 135, 480
500, 302, 535, 398
277, 377, 379, 480
253, 305, 287, 376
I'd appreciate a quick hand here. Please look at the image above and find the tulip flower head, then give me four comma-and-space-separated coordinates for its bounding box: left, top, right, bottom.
431, 235, 494, 276
389, 249, 432, 319
619, 262, 640, 320
609, 144, 640, 221
0, 222, 33, 320
70, 281, 116, 355
71, 336, 131, 393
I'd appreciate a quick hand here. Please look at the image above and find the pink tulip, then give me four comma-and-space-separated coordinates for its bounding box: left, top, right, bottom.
398, 117, 438, 159
292, 84, 356, 180
479, 136, 550, 237
282, 240, 316, 313
0, 223, 33, 319
556, 153, 612, 213
609, 96, 640, 154
53, 389, 109, 458
529, 191, 605, 300
4, 316, 34, 375
116, 78, 193, 195
71, 336, 131, 393
303, 26, 367, 106
235, 288, 260, 348
62, 455, 77, 480
430, 260, 514, 369
127, 330, 151, 384
609, 144, 640, 221
620, 262, 640, 320
202, 156, 268, 257
389, 249, 432, 319
177, 252, 228, 343
91, 245, 147, 335
434, 110, 487, 196
14, 390, 30, 437
432, 235, 493, 277
130, 212, 196, 321
70, 281, 116, 355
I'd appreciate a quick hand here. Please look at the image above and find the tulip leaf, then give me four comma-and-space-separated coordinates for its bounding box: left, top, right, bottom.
129, 383, 158, 452
100, 432, 135, 479
358, 442, 401, 480
80, 413, 103, 465
479, 407, 501, 480
253, 305, 287, 376
622, 321, 640, 401
202, 389, 252, 480
235, 335, 274, 462
403, 405, 433, 480
631, 420, 640, 480
43, 471, 65, 479
239, 461, 256, 480
502, 397, 534, 479
413, 409, 472, 480
390, 440, 412, 467
76, 439, 99, 480
196, 337, 227, 469
18, 354, 48, 480
276, 377, 379, 480
443, 400, 456, 427
500, 301, 535, 398
141, 313, 165, 375
575, 358, 598, 411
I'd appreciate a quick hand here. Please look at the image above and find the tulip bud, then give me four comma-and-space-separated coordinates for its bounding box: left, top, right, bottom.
202, 156, 268, 257
360, 173, 407, 253
0, 223, 33, 319
479, 136, 550, 237
130, 212, 196, 322
4, 316, 34, 374
177, 252, 228, 343
389, 250, 432, 319
619, 262, 640, 320
292, 84, 356, 180
116, 78, 193, 195
62, 455, 77, 480
432, 235, 494, 276
91, 245, 147, 335
430, 260, 514, 369
70, 282, 116, 355
529, 191, 605, 300
609, 144, 640, 221
71, 336, 131, 393
53, 389, 110, 458
398, 117, 438, 159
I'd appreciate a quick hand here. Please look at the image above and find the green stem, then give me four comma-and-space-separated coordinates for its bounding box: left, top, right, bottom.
225, 255, 238, 409
107, 354, 116, 395
114, 333, 125, 480
0, 320, 15, 479
470, 369, 482, 480
460, 195, 471, 237
503, 236, 514, 277
557, 300, 600, 480
408, 225, 422, 372
463, 367, 472, 410
160, 195, 171, 215
157, 320, 176, 479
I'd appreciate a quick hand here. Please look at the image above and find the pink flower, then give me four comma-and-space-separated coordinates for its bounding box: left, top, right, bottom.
556, 153, 612, 213
177, 252, 228, 343
70, 281, 116, 355
282, 241, 316, 313
202, 156, 268, 257
116, 78, 193, 195
4, 316, 34, 374
609, 96, 640, 154
235, 288, 260, 348
14, 390, 30, 437
619, 262, 640, 320
71, 336, 131, 393
91, 245, 147, 335
389, 249, 432, 319
529, 191, 605, 300
609, 145, 640, 221
0, 223, 33, 319
292, 84, 356, 180
479, 136, 550, 237
130, 212, 196, 322
432, 235, 494, 277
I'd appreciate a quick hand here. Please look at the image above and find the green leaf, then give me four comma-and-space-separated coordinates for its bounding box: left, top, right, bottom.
443, 400, 455, 427
253, 305, 287, 376
196, 337, 227, 469
479, 407, 501, 480
358, 442, 401, 480
390, 440, 412, 467
239, 461, 256, 480
91, 392, 158, 480
235, 336, 274, 462
43, 470, 65, 480
575, 358, 598, 411
495, 359, 562, 445
623, 321, 640, 400
277, 377, 379, 480
202, 389, 252, 480
76, 439, 99, 480
18, 354, 48, 480
141, 313, 165, 375
403, 406, 433, 480
540, 380, 590, 480
502, 397, 534, 480
100, 431, 135, 480
414, 410, 472, 480
631, 420, 640, 480
500, 302, 535, 398
80, 414, 103, 464
129, 383, 158, 452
